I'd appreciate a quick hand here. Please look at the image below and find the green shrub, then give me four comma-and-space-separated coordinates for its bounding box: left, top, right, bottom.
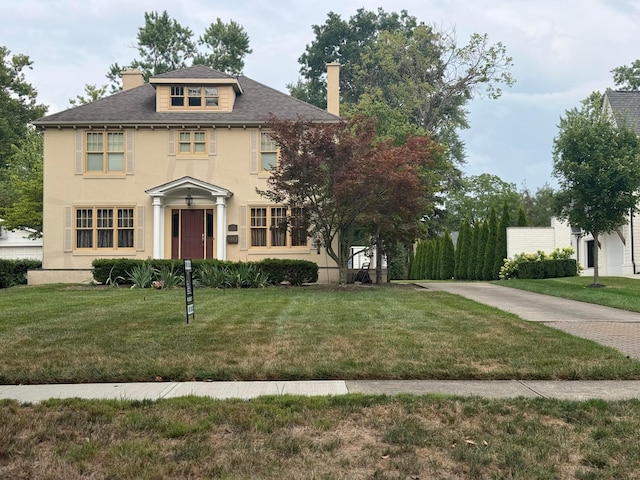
92, 258, 318, 287
260, 259, 318, 285
126, 262, 155, 288
0, 259, 42, 288
155, 261, 184, 289
500, 248, 578, 280
195, 263, 233, 288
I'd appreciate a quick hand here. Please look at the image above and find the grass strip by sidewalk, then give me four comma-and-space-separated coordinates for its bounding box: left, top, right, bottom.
493, 276, 640, 312
2, 394, 640, 479
1, 284, 639, 383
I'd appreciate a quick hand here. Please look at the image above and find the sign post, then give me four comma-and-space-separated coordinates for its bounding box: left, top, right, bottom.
184, 259, 195, 323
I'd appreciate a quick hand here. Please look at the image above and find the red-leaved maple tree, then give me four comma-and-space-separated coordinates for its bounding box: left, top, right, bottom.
259, 115, 445, 284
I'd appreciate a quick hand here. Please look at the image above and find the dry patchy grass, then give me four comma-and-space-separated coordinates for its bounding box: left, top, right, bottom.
2, 395, 640, 479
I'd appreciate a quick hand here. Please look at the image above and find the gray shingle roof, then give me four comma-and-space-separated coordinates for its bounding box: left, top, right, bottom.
604, 90, 640, 134
33, 65, 339, 127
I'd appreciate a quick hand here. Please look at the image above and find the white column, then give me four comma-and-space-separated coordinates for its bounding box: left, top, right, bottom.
152, 196, 164, 259
216, 196, 227, 260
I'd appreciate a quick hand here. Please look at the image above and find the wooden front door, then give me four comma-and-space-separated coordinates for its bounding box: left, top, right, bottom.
171, 209, 214, 259
181, 209, 204, 259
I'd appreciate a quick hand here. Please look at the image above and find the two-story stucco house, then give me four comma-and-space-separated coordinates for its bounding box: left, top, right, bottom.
30, 64, 342, 284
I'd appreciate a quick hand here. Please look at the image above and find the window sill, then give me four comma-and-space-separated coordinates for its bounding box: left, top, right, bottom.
82, 174, 127, 179
176, 156, 210, 161
73, 249, 136, 256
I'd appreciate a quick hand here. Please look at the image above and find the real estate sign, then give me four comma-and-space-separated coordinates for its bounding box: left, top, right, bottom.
184, 259, 195, 323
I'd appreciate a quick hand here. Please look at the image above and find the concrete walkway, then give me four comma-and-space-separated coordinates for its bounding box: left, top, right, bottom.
420, 282, 640, 359
3, 282, 640, 404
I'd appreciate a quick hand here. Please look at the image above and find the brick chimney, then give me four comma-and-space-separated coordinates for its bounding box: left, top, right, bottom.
121, 68, 145, 91
326, 62, 340, 116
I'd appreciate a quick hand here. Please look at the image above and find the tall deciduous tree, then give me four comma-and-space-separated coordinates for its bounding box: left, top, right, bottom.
553, 92, 640, 287
258, 116, 444, 284
0, 46, 47, 216
443, 173, 521, 230
69, 84, 108, 106
0, 47, 47, 167
0, 129, 43, 235
107, 11, 196, 89
611, 59, 640, 91
290, 8, 513, 166
106, 12, 251, 91
194, 18, 252, 75
519, 183, 555, 227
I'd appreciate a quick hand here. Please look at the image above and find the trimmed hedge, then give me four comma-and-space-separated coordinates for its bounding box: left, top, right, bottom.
516, 259, 578, 279
260, 258, 318, 285
92, 258, 318, 286
0, 259, 42, 289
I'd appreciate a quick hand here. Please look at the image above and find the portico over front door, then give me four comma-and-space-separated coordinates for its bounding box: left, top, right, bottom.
171, 209, 214, 259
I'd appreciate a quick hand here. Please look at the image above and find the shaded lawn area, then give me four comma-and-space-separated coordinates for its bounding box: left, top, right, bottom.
493, 276, 640, 312
1, 284, 639, 384
3, 394, 640, 480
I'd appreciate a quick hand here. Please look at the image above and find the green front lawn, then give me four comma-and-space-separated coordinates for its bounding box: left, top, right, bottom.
1, 283, 639, 384
494, 276, 640, 312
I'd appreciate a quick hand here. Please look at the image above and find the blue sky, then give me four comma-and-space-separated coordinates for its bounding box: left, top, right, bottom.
6, 0, 640, 191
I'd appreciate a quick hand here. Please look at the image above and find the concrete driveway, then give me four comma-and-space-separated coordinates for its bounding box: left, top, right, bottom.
418, 282, 640, 359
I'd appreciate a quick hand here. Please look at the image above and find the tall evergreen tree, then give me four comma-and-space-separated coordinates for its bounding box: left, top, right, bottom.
456, 217, 472, 280
467, 222, 479, 280
493, 201, 510, 279
475, 221, 488, 280
517, 206, 528, 227
483, 206, 498, 280
440, 229, 455, 280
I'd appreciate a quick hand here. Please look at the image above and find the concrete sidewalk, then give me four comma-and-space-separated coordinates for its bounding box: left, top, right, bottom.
3, 282, 640, 404
2, 379, 640, 403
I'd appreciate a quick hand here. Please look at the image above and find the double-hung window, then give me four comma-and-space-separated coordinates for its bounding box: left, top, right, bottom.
260, 132, 278, 172
86, 132, 124, 173
75, 207, 134, 250
179, 131, 206, 155
170, 85, 220, 108
250, 207, 307, 248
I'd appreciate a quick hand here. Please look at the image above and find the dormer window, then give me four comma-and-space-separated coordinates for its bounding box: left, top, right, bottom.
205, 87, 219, 106
188, 87, 202, 106
170, 86, 185, 106
169, 85, 220, 109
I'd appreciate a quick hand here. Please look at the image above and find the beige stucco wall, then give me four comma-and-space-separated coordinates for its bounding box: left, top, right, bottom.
41, 126, 339, 281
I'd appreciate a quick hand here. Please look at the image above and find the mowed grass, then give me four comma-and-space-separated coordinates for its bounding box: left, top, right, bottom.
1, 283, 639, 383
494, 276, 640, 312
3, 394, 640, 479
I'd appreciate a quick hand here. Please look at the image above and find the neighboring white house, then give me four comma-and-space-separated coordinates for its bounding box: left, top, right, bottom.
507, 216, 640, 277
0, 219, 43, 261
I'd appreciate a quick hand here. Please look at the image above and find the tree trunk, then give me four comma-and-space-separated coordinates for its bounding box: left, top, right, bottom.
375, 229, 382, 285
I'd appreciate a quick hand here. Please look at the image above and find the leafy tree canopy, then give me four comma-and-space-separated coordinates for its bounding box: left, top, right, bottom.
69, 83, 108, 107
289, 8, 514, 165
106, 11, 252, 91
553, 91, 640, 286
0, 46, 47, 170
0, 128, 43, 235
194, 18, 252, 75
442, 173, 520, 230
611, 59, 640, 91
258, 115, 447, 283
519, 183, 555, 227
